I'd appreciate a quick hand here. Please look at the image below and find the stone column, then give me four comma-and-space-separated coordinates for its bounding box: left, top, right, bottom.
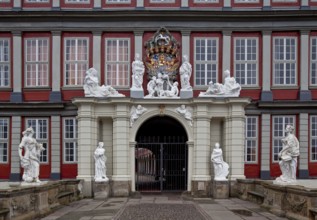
10, 116, 21, 181
112, 104, 130, 196
261, 31, 273, 101
261, 114, 271, 179
299, 31, 311, 101
187, 141, 194, 191
77, 102, 98, 197
224, 101, 246, 180
51, 116, 61, 180
50, 31, 62, 102
10, 31, 23, 103
299, 113, 309, 178
192, 105, 211, 196
130, 141, 136, 192
222, 31, 231, 81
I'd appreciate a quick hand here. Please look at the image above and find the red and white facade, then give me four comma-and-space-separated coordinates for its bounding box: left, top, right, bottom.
0, 0, 317, 196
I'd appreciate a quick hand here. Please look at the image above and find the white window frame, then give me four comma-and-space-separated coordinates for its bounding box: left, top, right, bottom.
150, 0, 175, 3
106, 0, 130, 3
63, 117, 78, 163
105, 38, 130, 88
0, 38, 10, 88
272, 0, 296, 2
245, 116, 258, 163
310, 115, 317, 162
24, 38, 49, 87
272, 115, 295, 163
65, 0, 90, 3
194, 0, 219, 2
64, 37, 89, 87
25, 118, 49, 164
273, 36, 297, 86
310, 37, 317, 86
234, 37, 259, 87
234, 0, 259, 2
0, 118, 9, 164
25, 0, 49, 2
194, 37, 219, 87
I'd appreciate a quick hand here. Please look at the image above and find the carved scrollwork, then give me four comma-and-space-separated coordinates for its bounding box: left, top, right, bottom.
285, 194, 307, 216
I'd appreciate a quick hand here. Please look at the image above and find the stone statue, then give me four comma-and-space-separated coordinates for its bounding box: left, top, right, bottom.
211, 143, 229, 181
145, 76, 156, 97
83, 68, 125, 97
19, 127, 45, 183
165, 81, 179, 97
176, 105, 193, 126
130, 105, 147, 127
179, 55, 192, 90
131, 53, 145, 90
199, 69, 241, 97
274, 125, 300, 184
94, 142, 108, 182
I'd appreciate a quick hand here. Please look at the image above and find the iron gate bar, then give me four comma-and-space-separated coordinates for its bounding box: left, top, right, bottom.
135, 137, 187, 192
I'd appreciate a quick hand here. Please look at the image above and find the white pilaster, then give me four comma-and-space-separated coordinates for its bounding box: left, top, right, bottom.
222, 31, 231, 81
51, 116, 61, 179
261, 114, 271, 179
299, 31, 311, 100
13, 0, 21, 8
299, 113, 309, 178
52, 0, 60, 8
181, 31, 191, 60
136, 0, 144, 7
187, 141, 194, 191
10, 116, 21, 181
94, 0, 101, 8
52, 31, 61, 92
130, 141, 137, 191
12, 31, 22, 93
93, 32, 102, 76
262, 31, 271, 91
134, 31, 143, 58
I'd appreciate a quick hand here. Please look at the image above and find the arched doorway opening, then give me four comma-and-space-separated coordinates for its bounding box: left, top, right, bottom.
135, 116, 188, 192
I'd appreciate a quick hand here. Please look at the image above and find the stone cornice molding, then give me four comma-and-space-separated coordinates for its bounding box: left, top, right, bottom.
134, 30, 144, 36
51, 31, 61, 36
181, 30, 191, 36
262, 30, 272, 35
11, 31, 22, 36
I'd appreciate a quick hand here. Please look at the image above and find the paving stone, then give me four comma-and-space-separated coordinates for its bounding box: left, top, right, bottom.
204, 210, 244, 220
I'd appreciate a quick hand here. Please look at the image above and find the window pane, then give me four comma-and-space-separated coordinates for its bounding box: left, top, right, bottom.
0, 38, 10, 87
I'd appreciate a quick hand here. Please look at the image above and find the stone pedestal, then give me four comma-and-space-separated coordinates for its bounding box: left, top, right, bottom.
213, 180, 229, 199
130, 89, 144, 98
94, 181, 110, 200
180, 89, 193, 99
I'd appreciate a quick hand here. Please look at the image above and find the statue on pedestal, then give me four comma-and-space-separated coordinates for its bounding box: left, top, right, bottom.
274, 125, 300, 184
19, 127, 45, 183
179, 55, 192, 90
83, 68, 125, 97
211, 143, 229, 181
94, 142, 108, 182
131, 53, 145, 90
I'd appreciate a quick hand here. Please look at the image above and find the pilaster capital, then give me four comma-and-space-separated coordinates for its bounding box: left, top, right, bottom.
181, 30, 191, 36
92, 31, 103, 36
300, 30, 310, 36
222, 30, 232, 36
51, 31, 61, 36
134, 30, 144, 36
262, 30, 272, 36
11, 31, 22, 37
113, 115, 130, 121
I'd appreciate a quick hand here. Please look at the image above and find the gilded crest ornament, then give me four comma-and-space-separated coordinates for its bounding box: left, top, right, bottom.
144, 27, 180, 81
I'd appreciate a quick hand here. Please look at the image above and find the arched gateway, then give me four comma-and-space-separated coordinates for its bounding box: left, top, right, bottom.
135, 116, 188, 192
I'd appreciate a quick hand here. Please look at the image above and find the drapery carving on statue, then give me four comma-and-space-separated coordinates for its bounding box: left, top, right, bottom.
211, 143, 229, 181
199, 69, 241, 97
83, 68, 125, 97
145, 73, 179, 98
131, 53, 145, 90
94, 142, 109, 182
176, 105, 193, 126
179, 55, 192, 90
274, 125, 300, 185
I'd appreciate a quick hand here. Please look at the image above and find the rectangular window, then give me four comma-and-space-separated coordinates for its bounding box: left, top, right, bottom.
106, 0, 130, 2
0, 38, 10, 88
64, 37, 89, 86
194, 37, 219, 86
234, 37, 258, 86
273, 36, 297, 86
105, 38, 130, 87
25, 0, 49, 1
25, 118, 49, 163
245, 116, 258, 163
310, 116, 317, 162
66, 0, 89, 2
194, 0, 218, 2
311, 37, 317, 85
272, 116, 295, 162
150, 0, 174, 2
234, 0, 259, 2
25, 38, 49, 87
63, 118, 77, 163
0, 118, 9, 163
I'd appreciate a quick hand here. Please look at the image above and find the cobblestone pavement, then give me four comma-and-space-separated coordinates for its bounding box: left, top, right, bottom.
41, 194, 289, 220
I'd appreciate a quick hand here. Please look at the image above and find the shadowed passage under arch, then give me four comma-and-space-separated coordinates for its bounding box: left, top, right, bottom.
135, 116, 188, 192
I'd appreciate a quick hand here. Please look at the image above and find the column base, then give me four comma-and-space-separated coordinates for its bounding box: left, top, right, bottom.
10, 92, 23, 103
130, 89, 144, 98
50, 173, 60, 180
111, 181, 131, 197
299, 90, 312, 101
261, 91, 273, 102
49, 91, 62, 102
94, 181, 111, 199
180, 89, 193, 99
77, 176, 94, 198
191, 180, 211, 197
9, 173, 21, 181
260, 170, 271, 180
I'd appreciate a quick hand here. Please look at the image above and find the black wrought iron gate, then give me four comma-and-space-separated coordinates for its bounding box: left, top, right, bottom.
135, 136, 187, 192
